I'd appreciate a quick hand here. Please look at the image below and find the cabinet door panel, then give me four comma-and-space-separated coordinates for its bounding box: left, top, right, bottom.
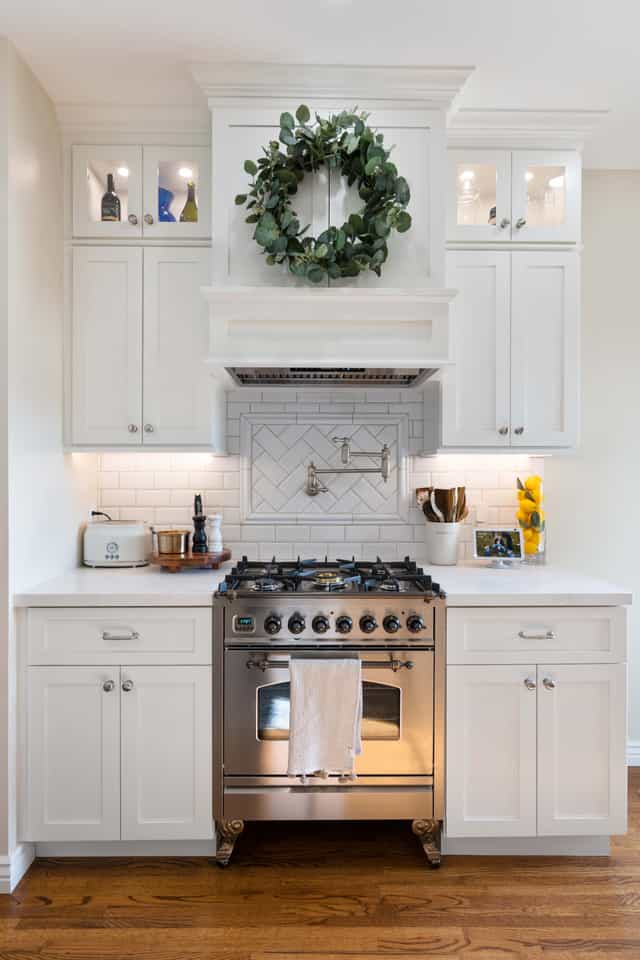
537, 663, 627, 836
446, 665, 537, 837
511, 252, 579, 447
212, 110, 327, 285
121, 666, 213, 840
442, 251, 510, 446
72, 145, 143, 239
26, 667, 120, 841
71, 247, 142, 445
143, 248, 213, 445
511, 150, 581, 243
330, 112, 443, 286
447, 149, 512, 242
142, 146, 211, 240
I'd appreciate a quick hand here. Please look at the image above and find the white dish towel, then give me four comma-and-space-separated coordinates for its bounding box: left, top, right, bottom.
287, 658, 362, 778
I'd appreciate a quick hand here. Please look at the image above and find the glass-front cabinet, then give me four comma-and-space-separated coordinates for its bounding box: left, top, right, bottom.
447, 148, 580, 243
72, 144, 210, 240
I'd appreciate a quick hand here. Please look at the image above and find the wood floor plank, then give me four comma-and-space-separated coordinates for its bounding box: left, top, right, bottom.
1, 771, 639, 958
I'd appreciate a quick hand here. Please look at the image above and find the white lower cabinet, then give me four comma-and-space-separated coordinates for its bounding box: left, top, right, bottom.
26, 664, 213, 842
446, 665, 538, 838
446, 630, 628, 840
121, 666, 212, 840
27, 666, 121, 841
537, 663, 627, 836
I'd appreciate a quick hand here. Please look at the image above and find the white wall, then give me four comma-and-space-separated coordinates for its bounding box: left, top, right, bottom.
547, 169, 640, 743
0, 37, 98, 880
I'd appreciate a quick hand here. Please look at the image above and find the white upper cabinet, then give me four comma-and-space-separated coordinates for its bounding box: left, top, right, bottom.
71, 246, 143, 445
443, 251, 511, 446
510, 252, 579, 447
72, 144, 211, 240
447, 148, 581, 243
211, 106, 444, 288
142, 248, 213, 445
72, 146, 143, 239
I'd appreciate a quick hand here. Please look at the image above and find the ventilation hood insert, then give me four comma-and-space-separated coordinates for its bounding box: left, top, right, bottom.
203, 286, 457, 387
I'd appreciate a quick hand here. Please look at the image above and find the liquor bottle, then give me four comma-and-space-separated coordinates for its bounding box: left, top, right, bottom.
101, 173, 121, 222
180, 181, 198, 222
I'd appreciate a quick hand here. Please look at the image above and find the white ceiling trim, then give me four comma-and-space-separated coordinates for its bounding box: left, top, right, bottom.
190, 62, 474, 108
55, 103, 211, 140
447, 108, 608, 150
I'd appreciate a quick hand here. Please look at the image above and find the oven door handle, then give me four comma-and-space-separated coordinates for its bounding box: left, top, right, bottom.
245, 657, 415, 672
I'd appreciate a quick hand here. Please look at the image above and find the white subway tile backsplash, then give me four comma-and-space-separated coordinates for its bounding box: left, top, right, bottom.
96, 391, 543, 561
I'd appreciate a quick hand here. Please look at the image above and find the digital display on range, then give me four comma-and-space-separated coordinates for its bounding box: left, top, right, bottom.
233, 615, 256, 633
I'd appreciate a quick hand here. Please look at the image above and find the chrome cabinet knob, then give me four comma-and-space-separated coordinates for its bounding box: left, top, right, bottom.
143, 424, 154, 433
515, 217, 527, 229
127, 214, 138, 225
514, 426, 524, 435
542, 677, 556, 690
524, 677, 536, 691
102, 679, 115, 693
122, 679, 134, 693
143, 213, 154, 225
498, 426, 509, 436
127, 423, 138, 433
499, 217, 511, 229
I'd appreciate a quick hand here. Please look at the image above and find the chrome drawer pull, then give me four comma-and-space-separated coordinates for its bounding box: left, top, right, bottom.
517, 630, 556, 641
523, 677, 536, 691
101, 630, 140, 642
246, 657, 414, 673
542, 677, 556, 690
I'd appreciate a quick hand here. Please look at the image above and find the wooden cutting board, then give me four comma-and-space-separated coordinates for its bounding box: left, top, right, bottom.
151, 549, 231, 573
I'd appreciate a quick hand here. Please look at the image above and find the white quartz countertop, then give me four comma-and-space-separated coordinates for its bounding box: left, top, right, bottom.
13, 562, 632, 607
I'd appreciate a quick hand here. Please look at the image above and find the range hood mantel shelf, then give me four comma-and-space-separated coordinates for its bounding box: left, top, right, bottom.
203, 285, 457, 371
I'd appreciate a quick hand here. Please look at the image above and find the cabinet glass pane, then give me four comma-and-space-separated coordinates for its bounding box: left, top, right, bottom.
85, 160, 131, 223
456, 163, 497, 227
156, 159, 201, 224
523, 165, 566, 228
257, 680, 400, 742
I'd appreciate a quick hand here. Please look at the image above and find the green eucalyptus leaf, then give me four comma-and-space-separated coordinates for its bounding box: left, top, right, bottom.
296, 104, 311, 123
245, 214, 259, 224
279, 127, 297, 147
395, 176, 410, 205
348, 213, 364, 234
244, 160, 258, 176
315, 243, 329, 259
335, 229, 346, 251
234, 193, 247, 205
396, 210, 412, 233
254, 212, 279, 247
280, 111, 295, 130
307, 265, 325, 283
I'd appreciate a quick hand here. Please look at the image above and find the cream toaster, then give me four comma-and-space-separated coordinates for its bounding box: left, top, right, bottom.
83, 518, 151, 568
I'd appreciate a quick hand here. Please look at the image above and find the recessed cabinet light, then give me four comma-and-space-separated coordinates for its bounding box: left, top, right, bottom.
179, 166, 194, 179
549, 175, 565, 188
459, 169, 475, 182
117, 166, 130, 177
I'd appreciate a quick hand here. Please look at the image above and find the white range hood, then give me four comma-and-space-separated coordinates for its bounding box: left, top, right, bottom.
192, 63, 472, 387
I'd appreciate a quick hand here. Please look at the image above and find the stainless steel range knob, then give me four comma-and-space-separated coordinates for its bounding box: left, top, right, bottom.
335, 615, 353, 634
407, 615, 425, 633
264, 615, 281, 635
312, 615, 330, 634
359, 615, 378, 634
383, 615, 401, 634
288, 614, 306, 635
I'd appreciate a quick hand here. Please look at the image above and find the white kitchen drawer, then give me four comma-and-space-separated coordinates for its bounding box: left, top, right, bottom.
27, 608, 212, 666
447, 607, 627, 665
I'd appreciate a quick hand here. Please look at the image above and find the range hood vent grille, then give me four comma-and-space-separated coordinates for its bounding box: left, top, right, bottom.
226, 367, 435, 387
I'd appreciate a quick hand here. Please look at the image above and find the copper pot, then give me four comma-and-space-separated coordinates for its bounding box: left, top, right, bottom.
156, 529, 190, 555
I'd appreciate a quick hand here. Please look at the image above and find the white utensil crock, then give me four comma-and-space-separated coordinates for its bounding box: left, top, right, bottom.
425, 521, 461, 565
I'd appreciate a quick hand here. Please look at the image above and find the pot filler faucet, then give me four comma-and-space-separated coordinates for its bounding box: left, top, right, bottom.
305, 436, 391, 496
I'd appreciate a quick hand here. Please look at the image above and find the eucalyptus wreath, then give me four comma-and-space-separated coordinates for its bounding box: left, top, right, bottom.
234, 104, 412, 283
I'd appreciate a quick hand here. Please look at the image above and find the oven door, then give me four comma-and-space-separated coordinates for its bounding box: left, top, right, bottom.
223, 649, 434, 777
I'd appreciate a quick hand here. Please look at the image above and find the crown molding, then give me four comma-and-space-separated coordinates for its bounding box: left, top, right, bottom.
190, 62, 474, 109
447, 108, 608, 149
55, 103, 210, 140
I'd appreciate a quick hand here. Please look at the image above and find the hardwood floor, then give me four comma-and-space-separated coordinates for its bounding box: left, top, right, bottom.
2, 771, 640, 959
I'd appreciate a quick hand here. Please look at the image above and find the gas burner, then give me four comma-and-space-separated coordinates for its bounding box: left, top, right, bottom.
378, 579, 400, 593
309, 570, 362, 592
248, 577, 286, 593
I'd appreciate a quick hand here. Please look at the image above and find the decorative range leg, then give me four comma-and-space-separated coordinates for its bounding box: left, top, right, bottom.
215, 818, 245, 868
411, 819, 442, 869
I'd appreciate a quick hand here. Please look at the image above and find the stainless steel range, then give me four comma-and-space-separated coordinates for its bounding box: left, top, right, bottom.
212, 556, 446, 868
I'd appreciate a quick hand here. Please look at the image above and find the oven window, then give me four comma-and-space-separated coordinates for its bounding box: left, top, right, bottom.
257, 681, 401, 742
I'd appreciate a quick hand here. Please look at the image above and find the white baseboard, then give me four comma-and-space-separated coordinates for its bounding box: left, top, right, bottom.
35, 840, 217, 858
443, 835, 610, 856
0, 843, 35, 894
627, 739, 640, 766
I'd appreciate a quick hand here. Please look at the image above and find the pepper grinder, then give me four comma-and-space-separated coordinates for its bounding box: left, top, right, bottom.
192, 493, 208, 554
